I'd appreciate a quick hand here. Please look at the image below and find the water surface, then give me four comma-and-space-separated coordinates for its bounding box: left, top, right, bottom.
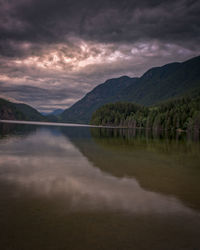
0, 122, 200, 250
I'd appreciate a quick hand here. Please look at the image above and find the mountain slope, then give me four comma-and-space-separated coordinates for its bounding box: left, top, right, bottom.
0, 98, 26, 120
122, 56, 200, 105
61, 76, 138, 123
61, 55, 200, 124
0, 98, 45, 121
14, 103, 45, 121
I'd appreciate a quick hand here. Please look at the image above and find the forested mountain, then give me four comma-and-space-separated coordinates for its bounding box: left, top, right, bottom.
1, 55, 200, 124
121, 56, 200, 105
90, 92, 200, 132
61, 55, 200, 124
0, 98, 45, 121
61, 76, 138, 123
0, 98, 25, 120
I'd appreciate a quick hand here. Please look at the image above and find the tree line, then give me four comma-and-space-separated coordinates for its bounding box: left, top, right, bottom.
90, 93, 200, 132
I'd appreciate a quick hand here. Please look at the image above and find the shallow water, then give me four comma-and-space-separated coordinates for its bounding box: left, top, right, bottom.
0, 122, 200, 250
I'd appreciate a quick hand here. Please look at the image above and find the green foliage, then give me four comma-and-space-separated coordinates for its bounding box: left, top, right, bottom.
90, 93, 200, 132
61, 76, 137, 123
61, 55, 200, 124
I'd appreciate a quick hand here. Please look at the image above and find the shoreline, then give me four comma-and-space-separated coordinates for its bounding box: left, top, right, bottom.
0, 119, 116, 129
0, 119, 187, 133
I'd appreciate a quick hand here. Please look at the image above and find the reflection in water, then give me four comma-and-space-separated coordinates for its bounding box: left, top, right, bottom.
88, 127, 200, 210
0, 128, 194, 214
0, 123, 200, 250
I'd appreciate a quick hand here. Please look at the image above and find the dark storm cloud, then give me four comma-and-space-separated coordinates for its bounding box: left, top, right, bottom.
0, 83, 84, 112
1, 0, 200, 57
0, 0, 199, 111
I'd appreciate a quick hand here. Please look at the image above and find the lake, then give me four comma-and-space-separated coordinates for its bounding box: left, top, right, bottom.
0, 121, 200, 250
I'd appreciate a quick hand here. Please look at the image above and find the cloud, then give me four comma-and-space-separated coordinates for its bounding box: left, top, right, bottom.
0, 83, 84, 112
0, 0, 199, 111
0, 128, 196, 215
1, 0, 199, 48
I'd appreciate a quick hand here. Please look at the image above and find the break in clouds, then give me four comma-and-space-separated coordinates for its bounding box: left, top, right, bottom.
0, 0, 200, 112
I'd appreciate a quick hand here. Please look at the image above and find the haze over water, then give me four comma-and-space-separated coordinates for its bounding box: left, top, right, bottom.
0, 121, 200, 250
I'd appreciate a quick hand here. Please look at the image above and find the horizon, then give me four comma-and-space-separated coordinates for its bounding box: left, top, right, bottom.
0, 0, 200, 112
1, 55, 199, 113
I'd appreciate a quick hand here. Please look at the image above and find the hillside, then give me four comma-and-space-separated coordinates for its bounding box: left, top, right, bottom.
61, 55, 200, 124
0, 98, 26, 120
0, 98, 45, 121
122, 56, 200, 105
61, 76, 138, 123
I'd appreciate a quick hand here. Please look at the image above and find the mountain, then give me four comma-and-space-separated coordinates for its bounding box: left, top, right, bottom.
0, 98, 25, 120
49, 109, 64, 116
121, 56, 200, 105
14, 103, 45, 121
42, 109, 64, 116
61, 76, 138, 123
0, 98, 45, 121
61, 55, 200, 124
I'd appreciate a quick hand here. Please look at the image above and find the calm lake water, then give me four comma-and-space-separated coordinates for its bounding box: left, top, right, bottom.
0, 121, 200, 250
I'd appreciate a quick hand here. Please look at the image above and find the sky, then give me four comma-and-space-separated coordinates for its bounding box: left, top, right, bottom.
0, 0, 200, 112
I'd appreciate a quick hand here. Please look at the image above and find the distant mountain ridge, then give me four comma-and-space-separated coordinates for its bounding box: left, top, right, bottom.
1, 55, 200, 124
49, 109, 64, 116
121, 56, 200, 105
42, 109, 64, 116
60, 55, 200, 124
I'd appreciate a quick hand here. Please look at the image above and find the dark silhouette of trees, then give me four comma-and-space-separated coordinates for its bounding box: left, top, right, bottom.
91, 93, 200, 132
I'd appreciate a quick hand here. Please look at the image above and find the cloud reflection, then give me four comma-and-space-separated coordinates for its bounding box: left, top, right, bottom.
0, 128, 197, 215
